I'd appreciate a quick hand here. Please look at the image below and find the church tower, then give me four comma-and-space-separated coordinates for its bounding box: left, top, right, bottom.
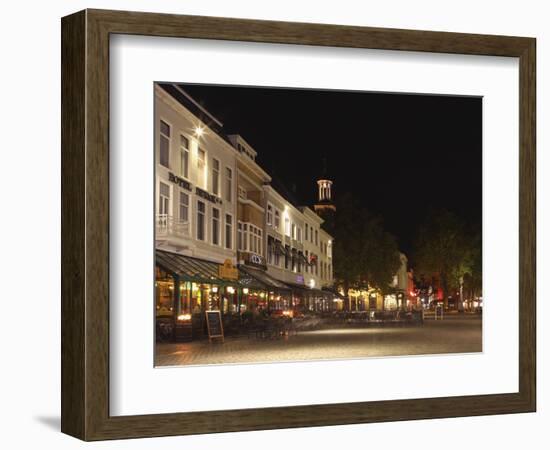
314, 179, 336, 213
314, 158, 336, 214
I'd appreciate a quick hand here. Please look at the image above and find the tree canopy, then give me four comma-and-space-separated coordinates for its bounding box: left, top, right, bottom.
412, 209, 481, 307
332, 193, 401, 296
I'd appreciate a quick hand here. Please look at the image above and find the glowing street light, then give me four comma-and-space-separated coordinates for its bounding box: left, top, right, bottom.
194, 125, 204, 138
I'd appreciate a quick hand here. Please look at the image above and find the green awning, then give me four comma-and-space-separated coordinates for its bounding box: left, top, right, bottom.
156, 250, 231, 285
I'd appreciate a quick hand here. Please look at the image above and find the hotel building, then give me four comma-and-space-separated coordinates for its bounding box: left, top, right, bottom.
154, 83, 337, 340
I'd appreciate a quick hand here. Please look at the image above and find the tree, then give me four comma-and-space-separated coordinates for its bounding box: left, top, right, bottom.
413, 209, 478, 309
333, 193, 401, 304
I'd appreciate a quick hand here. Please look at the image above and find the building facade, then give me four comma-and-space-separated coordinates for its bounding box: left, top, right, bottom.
154, 83, 337, 341
155, 84, 237, 263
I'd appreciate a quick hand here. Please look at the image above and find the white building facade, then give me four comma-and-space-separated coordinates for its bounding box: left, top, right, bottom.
155, 84, 238, 264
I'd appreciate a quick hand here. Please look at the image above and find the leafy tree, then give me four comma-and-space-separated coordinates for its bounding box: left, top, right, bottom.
333, 193, 401, 303
413, 209, 478, 308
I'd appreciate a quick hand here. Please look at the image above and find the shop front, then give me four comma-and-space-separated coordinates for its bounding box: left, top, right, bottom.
155, 250, 241, 342
284, 281, 334, 314
238, 265, 292, 314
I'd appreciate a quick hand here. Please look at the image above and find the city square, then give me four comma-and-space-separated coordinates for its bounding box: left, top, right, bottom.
154, 82, 482, 365
156, 315, 482, 366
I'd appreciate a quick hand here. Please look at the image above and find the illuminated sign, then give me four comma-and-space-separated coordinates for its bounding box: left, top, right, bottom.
218, 259, 238, 280
243, 253, 266, 269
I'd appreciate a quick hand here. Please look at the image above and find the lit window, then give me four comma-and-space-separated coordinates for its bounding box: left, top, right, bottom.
274, 210, 280, 230
197, 148, 206, 188
212, 158, 220, 196
158, 182, 170, 216
179, 134, 189, 178
284, 217, 290, 237
179, 191, 189, 222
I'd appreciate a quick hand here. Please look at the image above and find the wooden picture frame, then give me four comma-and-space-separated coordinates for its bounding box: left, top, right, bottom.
61, 9, 536, 441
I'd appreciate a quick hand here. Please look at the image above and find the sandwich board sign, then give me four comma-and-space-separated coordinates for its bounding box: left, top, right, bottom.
205, 310, 224, 343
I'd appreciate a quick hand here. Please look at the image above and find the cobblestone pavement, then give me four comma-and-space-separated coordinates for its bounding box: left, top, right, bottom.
155, 316, 482, 367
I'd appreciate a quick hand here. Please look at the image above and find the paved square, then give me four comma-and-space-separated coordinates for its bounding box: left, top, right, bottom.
155, 316, 482, 366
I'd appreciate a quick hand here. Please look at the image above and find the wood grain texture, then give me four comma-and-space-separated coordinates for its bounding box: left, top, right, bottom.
61, 10, 86, 439
61, 9, 536, 441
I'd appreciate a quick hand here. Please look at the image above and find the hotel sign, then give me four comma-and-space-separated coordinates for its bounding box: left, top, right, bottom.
196, 186, 223, 205
219, 259, 238, 280
168, 172, 192, 191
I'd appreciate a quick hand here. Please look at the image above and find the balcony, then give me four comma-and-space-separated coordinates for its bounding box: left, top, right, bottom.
156, 214, 190, 240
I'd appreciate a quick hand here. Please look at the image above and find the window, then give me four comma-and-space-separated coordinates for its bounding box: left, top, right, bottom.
238, 222, 245, 251
249, 225, 262, 256
196, 201, 205, 241
274, 240, 281, 266
284, 245, 291, 269
267, 236, 274, 265
249, 225, 256, 253
212, 158, 220, 195
179, 134, 189, 178
297, 227, 302, 243
310, 226, 314, 243
297, 251, 303, 273
328, 240, 332, 258
225, 214, 233, 249
305, 224, 308, 241
315, 229, 319, 246
284, 217, 290, 237
159, 120, 170, 168
305, 250, 309, 273
212, 208, 220, 245
159, 182, 170, 215
225, 167, 232, 202
197, 148, 206, 188
274, 210, 280, 230
179, 191, 189, 222
267, 204, 273, 226
291, 223, 296, 240
238, 222, 262, 255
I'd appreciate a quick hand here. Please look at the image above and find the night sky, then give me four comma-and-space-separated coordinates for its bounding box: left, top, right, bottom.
177, 84, 482, 256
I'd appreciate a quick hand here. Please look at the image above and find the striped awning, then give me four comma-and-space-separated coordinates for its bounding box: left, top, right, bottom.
156, 250, 229, 285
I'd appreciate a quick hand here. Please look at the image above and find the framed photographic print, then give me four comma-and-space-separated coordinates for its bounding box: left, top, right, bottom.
61, 9, 536, 441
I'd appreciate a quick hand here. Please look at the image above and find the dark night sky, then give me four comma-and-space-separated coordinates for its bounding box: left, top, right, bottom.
178, 84, 482, 256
